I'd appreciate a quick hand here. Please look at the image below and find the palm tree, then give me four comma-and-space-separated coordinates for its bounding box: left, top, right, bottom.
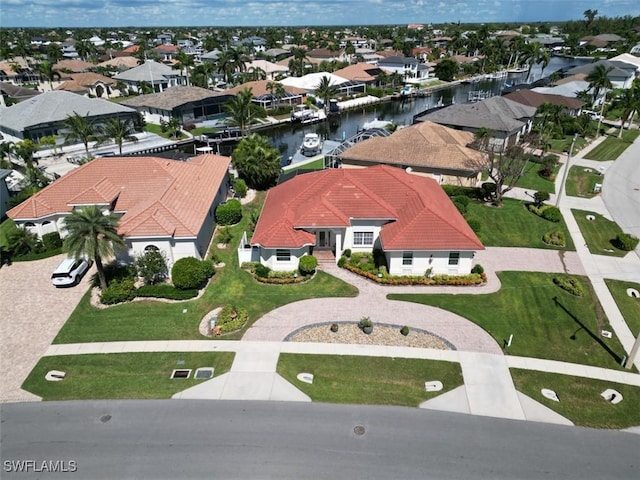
224, 87, 266, 136
289, 47, 309, 77
35, 59, 60, 90
586, 64, 613, 136
173, 50, 195, 87
613, 81, 640, 137
521, 42, 542, 83
266, 81, 286, 109
231, 134, 282, 190
0, 141, 16, 168
100, 117, 139, 154
584, 9, 598, 28
63, 205, 125, 290
314, 75, 338, 112
62, 112, 100, 158
7, 227, 40, 257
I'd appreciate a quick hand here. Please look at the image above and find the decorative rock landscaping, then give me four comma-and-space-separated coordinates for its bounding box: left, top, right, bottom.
285, 323, 455, 349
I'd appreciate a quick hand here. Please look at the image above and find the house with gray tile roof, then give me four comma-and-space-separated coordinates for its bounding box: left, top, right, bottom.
113, 60, 186, 93
121, 86, 233, 125
0, 90, 137, 143
564, 60, 635, 89
414, 97, 536, 151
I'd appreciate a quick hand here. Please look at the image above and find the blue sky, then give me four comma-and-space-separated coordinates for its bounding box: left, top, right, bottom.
0, 0, 638, 28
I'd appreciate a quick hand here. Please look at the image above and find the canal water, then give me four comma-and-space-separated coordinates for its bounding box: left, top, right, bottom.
211, 55, 594, 164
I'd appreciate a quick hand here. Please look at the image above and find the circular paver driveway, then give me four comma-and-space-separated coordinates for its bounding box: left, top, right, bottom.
0, 254, 93, 403
242, 297, 503, 354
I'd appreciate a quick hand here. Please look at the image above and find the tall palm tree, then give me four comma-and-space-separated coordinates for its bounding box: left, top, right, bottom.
314, 75, 338, 112
173, 50, 195, 87
35, 59, 60, 90
100, 117, 139, 154
266, 81, 286, 108
62, 112, 100, 158
0, 141, 16, 168
63, 205, 125, 290
586, 64, 613, 136
613, 80, 640, 137
224, 87, 266, 136
521, 42, 542, 83
289, 47, 309, 77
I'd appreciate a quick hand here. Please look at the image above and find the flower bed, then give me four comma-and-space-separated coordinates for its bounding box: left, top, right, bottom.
344, 264, 486, 286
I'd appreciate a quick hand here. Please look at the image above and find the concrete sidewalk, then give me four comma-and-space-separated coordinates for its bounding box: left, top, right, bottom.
44, 340, 640, 425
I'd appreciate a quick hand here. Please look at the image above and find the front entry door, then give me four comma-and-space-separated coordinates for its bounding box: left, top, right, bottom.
318, 231, 331, 248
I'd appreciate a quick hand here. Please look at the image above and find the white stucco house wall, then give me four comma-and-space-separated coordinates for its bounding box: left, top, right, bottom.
241, 165, 483, 276
7, 155, 231, 267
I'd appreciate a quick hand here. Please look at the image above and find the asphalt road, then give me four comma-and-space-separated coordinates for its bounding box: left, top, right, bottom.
2, 401, 639, 479
602, 133, 640, 253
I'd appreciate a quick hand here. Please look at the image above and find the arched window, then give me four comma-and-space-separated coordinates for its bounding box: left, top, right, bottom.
42, 221, 51, 225
144, 245, 159, 252
24, 222, 36, 227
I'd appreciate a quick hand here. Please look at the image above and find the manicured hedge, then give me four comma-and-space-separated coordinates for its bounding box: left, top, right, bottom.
171, 257, 214, 290
344, 264, 486, 286
298, 255, 318, 275
135, 284, 198, 300
614, 233, 639, 251
42, 232, 63, 250
215, 199, 242, 225
100, 278, 136, 305
553, 275, 584, 296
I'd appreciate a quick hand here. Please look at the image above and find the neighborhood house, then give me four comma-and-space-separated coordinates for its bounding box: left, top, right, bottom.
7, 155, 231, 266
241, 165, 483, 276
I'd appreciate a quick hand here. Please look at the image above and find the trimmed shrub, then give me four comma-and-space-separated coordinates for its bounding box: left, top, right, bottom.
41, 231, 62, 251
442, 185, 481, 199
216, 227, 233, 245
471, 264, 484, 275
216, 304, 248, 333
543, 231, 566, 247
553, 275, 584, 296
330, 323, 339, 332
171, 257, 214, 290
337, 255, 347, 268
254, 263, 271, 278
215, 199, 242, 225
541, 206, 562, 223
233, 178, 247, 198
135, 284, 198, 300
298, 255, 318, 275
481, 182, 497, 200
135, 249, 168, 285
100, 278, 136, 305
342, 248, 352, 258
533, 191, 550, 207
400, 325, 410, 336
614, 233, 639, 251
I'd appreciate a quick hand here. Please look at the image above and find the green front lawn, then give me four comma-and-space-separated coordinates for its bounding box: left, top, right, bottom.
144, 123, 187, 140
565, 166, 603, 198
511, 369, 640, 429
22, 352, 234, 401
571, 209, 627, 257
54, 193, 358, 344
604, 279, 640, 337
277, 354, 463, 406
583, 130, 640, 161
466, 198, 575, 250
516, 163, 557, 193
549, 135, 588, 155
388, 272, 626, 369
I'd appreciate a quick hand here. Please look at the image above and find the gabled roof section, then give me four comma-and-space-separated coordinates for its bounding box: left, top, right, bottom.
251, 165, 483, 251
8, 155, 231, 239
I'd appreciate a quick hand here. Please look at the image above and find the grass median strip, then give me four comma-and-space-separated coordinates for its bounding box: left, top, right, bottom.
277, 354, 463, 407
571, 209, 627, 257
604, 279, 640, 337
511, 369, 640, 429
22, 352, 235, 401
388, 272, 627, 369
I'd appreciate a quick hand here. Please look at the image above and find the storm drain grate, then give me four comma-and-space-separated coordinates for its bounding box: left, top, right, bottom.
171, 369, 192, 379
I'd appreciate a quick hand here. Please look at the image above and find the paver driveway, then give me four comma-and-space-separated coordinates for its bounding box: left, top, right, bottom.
0, 254, 93, 403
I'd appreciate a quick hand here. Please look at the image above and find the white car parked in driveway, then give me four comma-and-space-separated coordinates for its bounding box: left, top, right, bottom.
51, 258, 91, 287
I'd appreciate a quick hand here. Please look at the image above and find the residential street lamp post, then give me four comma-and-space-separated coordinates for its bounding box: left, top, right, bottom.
556, 133, 579, 208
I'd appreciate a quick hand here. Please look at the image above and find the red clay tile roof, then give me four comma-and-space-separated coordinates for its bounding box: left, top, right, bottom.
8, 155, 230, 239
251, 165, 483, 251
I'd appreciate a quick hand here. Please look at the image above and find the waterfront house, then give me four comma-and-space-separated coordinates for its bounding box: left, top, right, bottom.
242, 165, 483, 275
120, 86, 234, 125
414, 96, 536, 151
7, 155, 231, 266
0, 90, 137, 143
113, 60, 186, 94
335, 121, 487, 187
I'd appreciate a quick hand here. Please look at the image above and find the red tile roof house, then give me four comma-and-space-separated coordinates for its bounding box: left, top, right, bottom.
7, 155, 231, 266
243, 165, 483, 276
